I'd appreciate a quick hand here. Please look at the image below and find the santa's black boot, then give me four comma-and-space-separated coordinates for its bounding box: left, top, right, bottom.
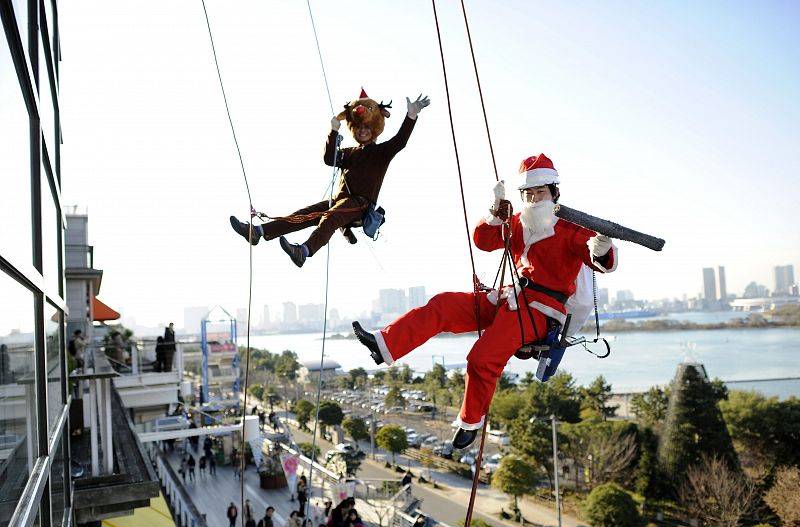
352, 321, 384, 365
452, 427, 479, 450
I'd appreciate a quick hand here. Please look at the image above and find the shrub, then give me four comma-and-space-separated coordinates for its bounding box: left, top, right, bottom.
581, 483, 641, 527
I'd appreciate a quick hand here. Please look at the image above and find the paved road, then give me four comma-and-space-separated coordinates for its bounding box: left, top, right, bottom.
285, 419, 585, 527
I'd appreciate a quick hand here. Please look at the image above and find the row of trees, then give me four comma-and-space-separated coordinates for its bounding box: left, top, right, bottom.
485, 362, 800, 526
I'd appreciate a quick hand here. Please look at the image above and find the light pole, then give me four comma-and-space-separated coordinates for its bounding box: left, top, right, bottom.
531, 414, 561, 527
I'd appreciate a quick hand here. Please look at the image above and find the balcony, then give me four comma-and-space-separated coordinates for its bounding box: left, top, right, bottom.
70, 352, 160, 522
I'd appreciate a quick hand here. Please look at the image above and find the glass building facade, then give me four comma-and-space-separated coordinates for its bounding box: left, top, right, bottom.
1, 0, 71, 525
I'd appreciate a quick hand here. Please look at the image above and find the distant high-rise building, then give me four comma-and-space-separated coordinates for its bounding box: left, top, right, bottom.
774, 265, 795, 295
597, 288, 610, 307
283, 302, 298, 324
262, 305, 270, 327
379, 288, 406, 314
702, 267, 717, 303
298, 303, 325, 322
616, 290, 634, 303
184, 306, 209, 334
408, 286, 427, 309
717, 266, 727, 301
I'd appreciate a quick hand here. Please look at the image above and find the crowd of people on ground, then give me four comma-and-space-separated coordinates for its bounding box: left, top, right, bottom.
223, 494, 370, 527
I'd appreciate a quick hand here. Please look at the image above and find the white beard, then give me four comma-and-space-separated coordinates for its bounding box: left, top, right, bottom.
519, 200, 557, 246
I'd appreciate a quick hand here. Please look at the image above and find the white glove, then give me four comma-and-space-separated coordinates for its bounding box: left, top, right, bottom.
491, 180, 505, 210
588, 234, 612, 257
406, 94, 430, 120
331, 116, 341, 131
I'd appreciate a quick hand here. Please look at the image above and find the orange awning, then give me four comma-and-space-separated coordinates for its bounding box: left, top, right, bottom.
93, 296, 121, 321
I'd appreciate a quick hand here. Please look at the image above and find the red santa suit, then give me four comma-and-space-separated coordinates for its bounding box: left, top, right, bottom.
371, 205, 618, 430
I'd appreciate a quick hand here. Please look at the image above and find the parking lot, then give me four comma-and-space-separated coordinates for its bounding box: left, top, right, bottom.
317, 386, 507, 472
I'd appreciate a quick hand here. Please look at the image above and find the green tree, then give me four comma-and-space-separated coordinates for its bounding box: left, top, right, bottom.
298, 442, 320, 461
508, 419, 555, 488
349, 367, 368, 389
400, 364, 413, 384
497, 372, 516, 391
293, 399, 315, 430
720, 390, 800, 470
373, 370, 387, 383
318, 400, 344, 428
248, 383, 265, 401
491, 456, 539, 516
658, 364, 737, 488
449, 369, 465, 389
580, 375, 618, 420
342, 416, 370, 443
521, 371, 581, 423
274, 349, 299, 379
376, 425, 408, 464
581, 482, 641, 527
634, 427, 660, 499
630, 386, 669, 430
489, 389, 526, 428
384, 386, 406, 409
425, 363, 447, 389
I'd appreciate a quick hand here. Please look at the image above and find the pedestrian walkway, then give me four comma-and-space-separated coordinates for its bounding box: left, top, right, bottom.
163, 446, 300, 527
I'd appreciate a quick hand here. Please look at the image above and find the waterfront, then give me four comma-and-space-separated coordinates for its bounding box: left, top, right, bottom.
243, 314, 800, 398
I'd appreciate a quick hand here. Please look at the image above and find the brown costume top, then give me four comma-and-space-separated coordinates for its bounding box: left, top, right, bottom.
323, 115, 417, 204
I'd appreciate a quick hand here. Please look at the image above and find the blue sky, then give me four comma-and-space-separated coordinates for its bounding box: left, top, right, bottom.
52, 1, 800, 328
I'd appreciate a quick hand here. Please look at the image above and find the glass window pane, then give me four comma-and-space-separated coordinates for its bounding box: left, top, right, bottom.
38, 33, 55, 155
0, 33, 33, 269
41, 171, 60, 297
50, 435, 66, 527
0, 273, 36, 513
45, 303, 62, 433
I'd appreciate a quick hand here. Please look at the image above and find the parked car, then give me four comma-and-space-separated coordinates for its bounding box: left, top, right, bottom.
433, 440, 454, 459
487, 429, 510, 446
420, 436, 440, 450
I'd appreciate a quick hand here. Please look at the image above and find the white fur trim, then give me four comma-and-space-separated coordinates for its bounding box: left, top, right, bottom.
455, 414, 485, 430
592, 244, 618, 273
518, 168, 560, 189
530, 301, 567, 325
484, 212, 503, 226
374, 330, 395, 366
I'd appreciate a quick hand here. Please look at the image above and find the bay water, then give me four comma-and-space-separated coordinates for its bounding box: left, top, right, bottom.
243, 312, 800, 398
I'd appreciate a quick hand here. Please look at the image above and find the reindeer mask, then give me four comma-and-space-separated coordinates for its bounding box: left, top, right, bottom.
337, 88, 391, 145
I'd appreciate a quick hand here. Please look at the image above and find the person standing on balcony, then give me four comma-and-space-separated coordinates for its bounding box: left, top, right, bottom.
163, 322, 176, 372
68, 330, 86, 368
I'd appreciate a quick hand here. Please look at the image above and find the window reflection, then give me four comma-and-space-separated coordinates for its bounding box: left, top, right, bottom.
45, 302, 63, 434
41, 172, 61, 298
50, 436, 66, 526
0, 33, 33, 269
0, 272, 36, 513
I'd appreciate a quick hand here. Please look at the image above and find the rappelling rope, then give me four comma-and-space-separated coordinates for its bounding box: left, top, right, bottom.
430, 2, 490, 525
198, 2, 256, 523
302, 0, 340, 517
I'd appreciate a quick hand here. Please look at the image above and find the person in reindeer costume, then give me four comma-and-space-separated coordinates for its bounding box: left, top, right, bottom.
352, 153, 619, 449
230, 88, 430, 267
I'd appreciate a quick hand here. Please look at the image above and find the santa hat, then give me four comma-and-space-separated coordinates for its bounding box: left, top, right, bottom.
357, 87, 369, 101
518, 153, 560, 189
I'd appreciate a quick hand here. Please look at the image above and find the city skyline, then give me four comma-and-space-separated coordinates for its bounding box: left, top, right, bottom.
110, 262, 796, 335
45, 1, 800, 329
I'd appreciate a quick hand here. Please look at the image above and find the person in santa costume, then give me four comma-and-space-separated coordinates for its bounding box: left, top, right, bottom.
229, 88, 430, 267
352, 153, 618, 449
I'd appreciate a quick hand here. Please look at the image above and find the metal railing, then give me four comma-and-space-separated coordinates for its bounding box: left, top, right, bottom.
150, 445, 208, 527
